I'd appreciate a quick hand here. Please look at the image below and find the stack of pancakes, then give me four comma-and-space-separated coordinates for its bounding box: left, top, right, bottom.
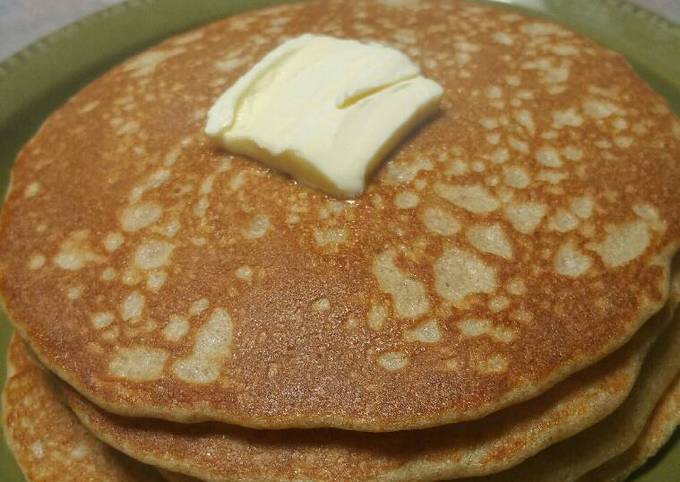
2, 1, 680, 481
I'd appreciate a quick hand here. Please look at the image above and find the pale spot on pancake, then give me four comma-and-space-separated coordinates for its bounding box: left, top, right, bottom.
109, 346, 168, 381
171, 30, 204, 45
122, 267, 143, 286
200, 174, 216, 195
477, 354, 508, 374
612, 118, 628, 131
570, 196, 594, 219
91, 311, 114, 329
146, 270, 167, 292
160, 219, 181, 238
116, 120, 139, 136
189, 298, 209, 317
521, 22, 564, 36
404, 320, 441, 343
23, 182, 40, 198
30, 441, 44, 459
392, 28, 417, 45
378, 0, 420, 8
312, 297, 331, 312
485, 85, 502, 99
420, 206, 460, 236
588, 220, 650, 268
492, 32, 514, 46
583, 99, 620, 119
535, 146, 563, 167
78, 100, 99, 114
69, 444, 88, 461
553, 108, 583, 128
394, 191, 419, 209
486, 147, 509, 164
235, 266, 252, 281
385, 157, 432, 184
446, 159, 468, 176
467, 224, 513, 259
124, 48, 184, 77
536, 170, 568, 184
595, 139, 612, 149
444, 358, 459, 371
377, 351, 409, 371
345, 316, 360, 330
120, 290, 145, 321
555, 241, 593, 277
101, 267, 116, 282
134, 239, 174, 270
100, 326, 120, 342
368, 303, 388, 331
456, 41, 481, 53
506, 278, 527, 296
502, 165, 530, 189
244, 214, 270, 239
193, 197, 209, 217
552, 44, 579, 55
172, 308, 233, 384
486, 132, 501, 145
508, 137, 529, 154
480, 117, 499, 130
548, 209, 579, 232
66, 286, 83, 300
314, 228, 347, 247
458, 318, 514, 342
434, 247, 496, 305
514, 110, 535, 135
614, 136, 633, 148
53, 231, 104, 270
633, 203, 665, 231
504, 202, 547, 234
103, 232, 124, 252
163, 315, 189, 342
28, 253, 46, 270
229, 172, 247, 190
163, 145, 182, 167
373, 251, 430, 319
35, 223, 47, 233
489, 295, 510, 312
120, 202, 162, 232
562, 145, 583, 161
215, 56, 248, 72
435, 183, 499, 214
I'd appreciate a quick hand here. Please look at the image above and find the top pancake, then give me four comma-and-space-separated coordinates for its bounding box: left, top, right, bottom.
0, 0, 679, 431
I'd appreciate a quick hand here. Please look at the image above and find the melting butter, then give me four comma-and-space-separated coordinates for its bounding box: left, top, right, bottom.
205, 34, 443, 198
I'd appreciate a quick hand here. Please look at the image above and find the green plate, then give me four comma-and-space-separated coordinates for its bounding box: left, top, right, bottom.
0, 1, 678, 480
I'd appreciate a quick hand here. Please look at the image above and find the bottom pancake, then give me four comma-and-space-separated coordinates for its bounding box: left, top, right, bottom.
578, 375, 680, 482
2, 334, 164, 482
62, 290, 680, 482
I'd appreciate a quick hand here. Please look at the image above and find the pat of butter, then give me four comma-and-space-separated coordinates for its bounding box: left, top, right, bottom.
205, 34, 443, 198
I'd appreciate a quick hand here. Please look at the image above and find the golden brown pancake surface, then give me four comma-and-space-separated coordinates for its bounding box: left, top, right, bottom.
2, 334, 164, 482
1, 0, 680, 430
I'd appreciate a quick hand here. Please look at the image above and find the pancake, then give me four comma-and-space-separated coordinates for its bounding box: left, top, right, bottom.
1, 334, 164, 482
578, 375, 680, 482
60, 284, 679, 482
1, 0, 679, 431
